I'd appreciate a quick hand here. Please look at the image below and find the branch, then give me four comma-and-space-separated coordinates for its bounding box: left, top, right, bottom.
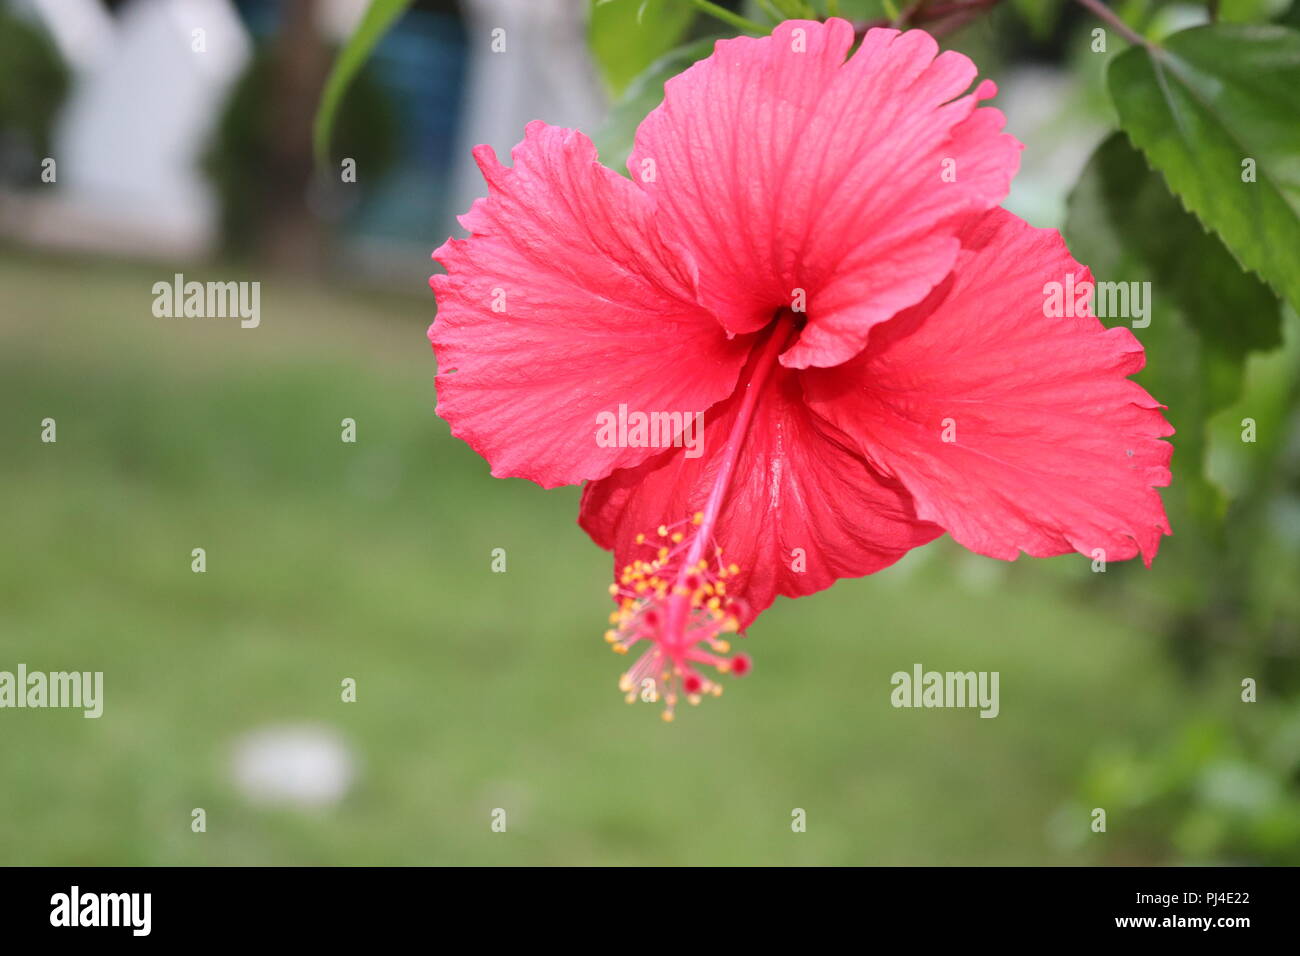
1071, 0, 1151, 49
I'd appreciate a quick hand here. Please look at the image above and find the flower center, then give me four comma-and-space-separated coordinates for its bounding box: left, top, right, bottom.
602, 311, 797, 720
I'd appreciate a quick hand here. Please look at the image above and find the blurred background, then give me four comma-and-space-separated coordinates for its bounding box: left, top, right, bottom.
1, 0, 1298, 865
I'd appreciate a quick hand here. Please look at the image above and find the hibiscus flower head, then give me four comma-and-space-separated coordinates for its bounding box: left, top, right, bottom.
428, 19, 1173, 721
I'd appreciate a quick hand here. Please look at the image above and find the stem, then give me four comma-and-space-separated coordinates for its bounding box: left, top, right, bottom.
1071, 0, 1150, 49
893, 0, 926, 28
687, 0, 771, 34
925, 0, 1001, 37
851, 0, 1003, 40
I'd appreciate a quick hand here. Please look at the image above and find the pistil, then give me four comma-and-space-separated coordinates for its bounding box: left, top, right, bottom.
604, 312, 797, 719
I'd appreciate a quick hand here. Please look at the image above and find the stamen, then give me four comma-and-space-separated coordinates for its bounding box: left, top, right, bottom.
597, 313, 798, 720
605, 513, 752, 719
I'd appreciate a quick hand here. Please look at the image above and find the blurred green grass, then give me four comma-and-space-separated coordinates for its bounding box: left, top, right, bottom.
0, 248, 1194, 865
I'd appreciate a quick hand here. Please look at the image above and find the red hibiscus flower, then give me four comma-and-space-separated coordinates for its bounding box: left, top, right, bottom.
428, 20, 1173, 720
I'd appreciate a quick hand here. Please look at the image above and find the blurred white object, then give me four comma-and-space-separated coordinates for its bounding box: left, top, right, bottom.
16, 0, 116, 73
318, 0, 369, 45
1000, 66, 1107, 230
231, 724, 357, 809
449, 0, 606, 235
16, 0, 251, 257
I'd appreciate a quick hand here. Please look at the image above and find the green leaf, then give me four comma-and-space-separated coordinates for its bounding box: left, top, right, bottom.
1065, 132, 1282, 529
827, 0, 887, 16
1107, 24, 1300, 314
770, 0, 819, 17
1218, 0, 1290, 24
589, 0, 697, 98
1011, 0, 1065, 40
591, 36, 719, 174
313, 0, 411, 168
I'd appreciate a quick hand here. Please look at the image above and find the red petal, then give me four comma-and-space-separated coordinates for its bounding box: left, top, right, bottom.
580, 349, 942, 627
430, 122, 750, 488
804, 208, 1174, 565
629, 21, 1020, 369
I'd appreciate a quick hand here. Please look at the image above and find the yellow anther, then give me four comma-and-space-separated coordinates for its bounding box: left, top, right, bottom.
604, 630, 618, 643
657, 525, 668, 537
661, 710, 674, 723
613, 644, 629, 655
671, 532, 683, 543
635, 533, 645, 544
692, 512, 704, 525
